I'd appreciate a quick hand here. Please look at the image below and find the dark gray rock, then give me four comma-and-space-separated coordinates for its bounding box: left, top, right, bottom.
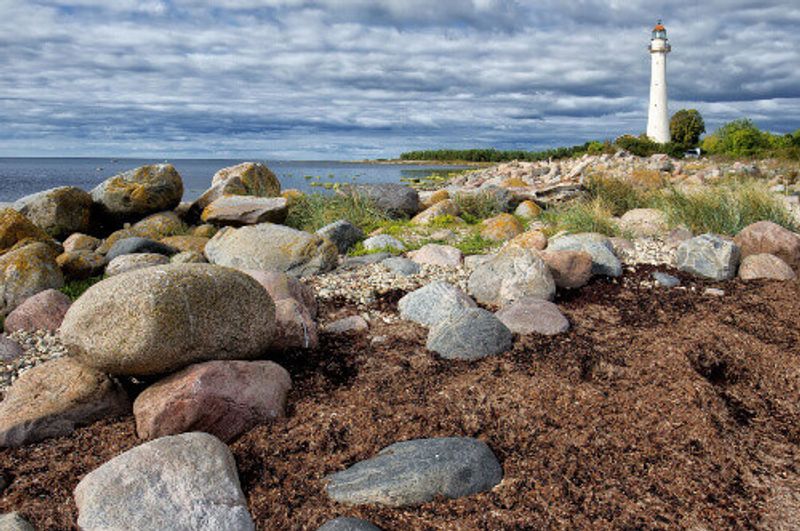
346, 184, 420, 219
652, 271, 680, 288
317, 220, 365, 254
317, 517, 382, 531
106, 237, 178, 260
547, 233, 622, 277
326, 437, 502, 507
381, 257, 420, 276
398, 282, 476, 327
426, 308, 513, 360
0, 513, 34, 531
676, 234, 740, 281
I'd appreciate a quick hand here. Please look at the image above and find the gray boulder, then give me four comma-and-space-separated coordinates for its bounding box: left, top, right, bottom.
495, 298, 569, 335
106, 237, 178, 260
0, 513, 34, 531
467, 245, 555, 306
676, 234, 740, 281
74, 432, 254, 531
201, 196, 288, 226
362, 234, 405, 252
60, 264, 276, 376
398, 281, 476, 327
318, 517, 382, 531
426, 308, 513, 361
547, 233, 622, 277
0, 243, 64, 317
381, 257, 420, 276
345, 184, 420, 218
317, 220, 364, 254
91, 164, 184, 224
326, 437, 502, 507
205, 223, 338, 277
13, 186, 93, 238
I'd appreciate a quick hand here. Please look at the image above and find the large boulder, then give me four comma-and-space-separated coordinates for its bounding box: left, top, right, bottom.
467, 245, 555, 306
345, 184, 420, 219
326, 437, 502, 507
426, 308, 513, 361
495, 298, 569, 335
0, 243, 64, 317
398, 282, 476, 327
201, 196, 288, 226
0, 357, 130, 447
676, 234, 740, 281
91, 164, 184, 224
13, 186, 93, 239
733, 221, 800, 270
133, 360, 291, 442
0, 208, 53, 255
738, 253, 796, 281
538, 250, 593, 289
3, 288, 71, 333
205, 223, 338, 277
60, 264, 276, 376
74, 432, 254, 530
316, 220, 364, 254
547, 233, 622, 277
189, 162, 281, 220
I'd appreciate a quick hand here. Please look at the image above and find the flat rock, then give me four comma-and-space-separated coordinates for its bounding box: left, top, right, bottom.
0, 513, 34, 531
398, 281, 476, 327
201, 196, 288, 226
467, 245, 555, 306
362, 234, 405, 252
318, 517, 382, 531
74, 432, 254, 530
538, 250, 593, 289
345, 184, 420, 219
738, 253, 796, 280
0, 357, 130, 447
495, 298, 569, 335
734, 221, 800, 270
13, 186, 93, 239
381, 257, 420, 276
677, 234, 740, 281
3, 288, 71, 333
272, 298, 318, 350
91, 164, 184, 224
408, 243, 463, 267
60, 264, 276, 376
326, 437, 502, 507
0, 336, 23, 362
134, 360, 291, 442
426, 308, 513, 360
105, 253, 171, 277
205, 223, 338, 277
0, 243, 64, 317
547, 233, 622, 277
106, 237, 178, 260
317, 220, 365, 254
324, 315, 369, 334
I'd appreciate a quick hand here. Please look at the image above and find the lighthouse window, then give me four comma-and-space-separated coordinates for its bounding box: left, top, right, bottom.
653, 30, 666, 39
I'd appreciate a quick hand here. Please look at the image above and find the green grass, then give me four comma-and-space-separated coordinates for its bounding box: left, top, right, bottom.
452, 191, 507, 224
540, 198, 620, 237
284, 192, 391, 234
60, 275, 104, 301
453, 232, 499, 255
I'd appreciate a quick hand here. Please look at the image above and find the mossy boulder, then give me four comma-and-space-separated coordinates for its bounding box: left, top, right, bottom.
0, 208, 53, 255
160, 235, 209, 255
411, 199, 459, 226
91, 164, 184, 225
0, 243, 64, 317
60, 263, 276, 376
13, 186, 93, 239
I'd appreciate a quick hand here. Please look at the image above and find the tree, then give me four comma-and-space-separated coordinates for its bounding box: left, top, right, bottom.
670, 109, 706, 147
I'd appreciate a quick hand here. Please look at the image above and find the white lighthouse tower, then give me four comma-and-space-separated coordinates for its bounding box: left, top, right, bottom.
647, 20, 671, 143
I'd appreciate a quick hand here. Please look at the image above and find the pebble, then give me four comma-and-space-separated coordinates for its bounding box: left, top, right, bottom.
652, 271, 681, 288
704, 288, 725, 297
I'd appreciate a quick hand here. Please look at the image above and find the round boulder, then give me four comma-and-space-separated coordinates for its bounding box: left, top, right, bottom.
0, 208, 53, 255
3, 288, 71, 333
467, 245, 555, 306
734, 220, 800, 270
13, 186, 93, 239
495, 298, 569, 335
60, 263, 276, 376
91, 164, 184, 224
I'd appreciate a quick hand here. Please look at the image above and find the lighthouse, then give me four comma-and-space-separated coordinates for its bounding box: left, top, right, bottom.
647, 20, 671, 144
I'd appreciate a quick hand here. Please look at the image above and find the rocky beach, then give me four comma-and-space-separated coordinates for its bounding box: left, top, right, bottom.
0, 154, 799, 530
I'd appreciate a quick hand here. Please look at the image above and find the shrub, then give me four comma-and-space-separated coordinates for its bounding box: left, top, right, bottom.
670, 109, 706, 146
614, 134, 685, 158
284, 192, 390, 233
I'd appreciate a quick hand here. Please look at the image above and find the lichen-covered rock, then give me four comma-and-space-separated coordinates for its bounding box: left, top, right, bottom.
426, 308, 513, 361
201, 196, 288, 226
410, 199, 459, 225
420, 189, 449, 208
189, 162, 281, 220
160, 235, 209, 255
398, 281, 476, 327
514, 200, 541, 219
60, 264, 276, 376
133, 360, 291, 442
733, 221, 800, 270
0, 243, 64, 317
316, 220, 364, 254
206, 224, 338, 277
480, 213, 524, 241
192, 224, 218, 238
738, 253, 796, 281
74, 432, 254, 531
62, 233, 101, 253
0, 357, 130, 447
677, 234, 740, 281
0, 208, 53, 255
467, 245, 555, 306
3, 288, 71, 333
131, 211, 187, 239
505, 230, 547, 251
13, 186, 93, 239
91, 164, 184, 224
105, 253, 171, 276
547, 233, 622, 277
57, 250, 106, 280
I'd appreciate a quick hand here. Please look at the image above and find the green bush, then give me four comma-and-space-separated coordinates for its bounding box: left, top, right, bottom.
700, 119, 800, 159
670, 109, 706, 146
284, 192, 391, 233
453, 232, 498, 255
614, 134, 685, 158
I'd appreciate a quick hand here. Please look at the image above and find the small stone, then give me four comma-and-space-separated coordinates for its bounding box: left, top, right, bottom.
0, 243, 64, 317
381, 257, 420, 276
738, 253, 796, 281
430, 228, 457, 241
514, 200, 541, 219
326, 437, 502, 507
317, 517, 382, 531
495, 298, 569, 335
56, 250, 106, 280
160, 235, 209, 255
652, 271, 681, 288
677, 234, 740, 281
317, 220, 365, 254
62, 233, 101, 252
398, 282, 477, 327
105, 253, 171, 276
74, 432, 255, 530
362, 234, 405, 252
420, 189, 449, 208
3, 289, 71, 333
201, 196, 288, 226
505, 230, 547, 251
408, 244, 463, 267
704, 288, 725, 297
410, 199, 459, 225
170, 250, 207, 264
324, 315, 369, 334
426, 308, 513, 361
106, 237, 177, 260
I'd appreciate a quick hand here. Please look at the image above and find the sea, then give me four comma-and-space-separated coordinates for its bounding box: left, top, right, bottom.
0, 158, 470, 203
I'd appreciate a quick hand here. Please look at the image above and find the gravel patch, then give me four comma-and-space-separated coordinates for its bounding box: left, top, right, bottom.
1, 330, 68, 391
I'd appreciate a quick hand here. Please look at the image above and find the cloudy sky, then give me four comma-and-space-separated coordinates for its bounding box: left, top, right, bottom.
1, 0, 799, 159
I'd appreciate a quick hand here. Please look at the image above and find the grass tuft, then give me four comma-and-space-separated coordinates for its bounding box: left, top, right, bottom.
452, 191, 506, 224
60, 275, 104, 301
284, 192, 391, 234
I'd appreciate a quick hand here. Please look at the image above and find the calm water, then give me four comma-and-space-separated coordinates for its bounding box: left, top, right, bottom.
0, 158, 469, 202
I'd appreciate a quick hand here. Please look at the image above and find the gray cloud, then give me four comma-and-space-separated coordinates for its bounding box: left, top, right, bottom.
0, 0, 797, 158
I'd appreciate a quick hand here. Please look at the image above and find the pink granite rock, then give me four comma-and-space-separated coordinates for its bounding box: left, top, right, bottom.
133, 360, 291, 442
241, 269, 317, 318
538, 250, 593, 289
734, 221, 800, 270
738, 253, 796, 281
495, 298, 569, 335
3, 289, 71, 333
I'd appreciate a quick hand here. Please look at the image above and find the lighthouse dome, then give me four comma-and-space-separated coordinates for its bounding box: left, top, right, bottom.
652, 21, 667, 39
